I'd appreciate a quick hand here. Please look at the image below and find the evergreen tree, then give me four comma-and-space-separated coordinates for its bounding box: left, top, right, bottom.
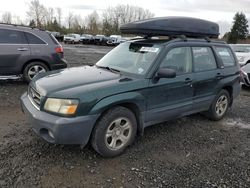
29, 20, 36, 27
228, 12, 249, 43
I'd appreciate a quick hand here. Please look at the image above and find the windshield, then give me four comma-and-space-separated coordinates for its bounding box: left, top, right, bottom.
231, 45, 250, 53
96, 42, 162, 75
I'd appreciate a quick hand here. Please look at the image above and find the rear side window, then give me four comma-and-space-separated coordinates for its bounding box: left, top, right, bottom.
25, 32, 46, 44
215, 47, 235, 67
192, 47, 217, 72
0, 29, 26, 44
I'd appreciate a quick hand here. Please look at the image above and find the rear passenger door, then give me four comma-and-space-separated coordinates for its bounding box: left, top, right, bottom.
192, 46, 223, 111
0, 28, 30, 75
24, 32, 47, 57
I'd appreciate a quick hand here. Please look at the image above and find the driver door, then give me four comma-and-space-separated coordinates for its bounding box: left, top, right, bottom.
145, 46, 194, 125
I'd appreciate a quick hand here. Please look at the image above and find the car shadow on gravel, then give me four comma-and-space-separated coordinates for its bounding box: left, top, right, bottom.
0, 79, 27, 85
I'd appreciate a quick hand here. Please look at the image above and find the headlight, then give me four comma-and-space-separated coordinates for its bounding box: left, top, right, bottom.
44, 98, 79, 115
238, 56, 245, 62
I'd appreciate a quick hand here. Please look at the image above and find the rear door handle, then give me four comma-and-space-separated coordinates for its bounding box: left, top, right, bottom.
185, 78, 192, 83
17, 47, 29, 51
216, 73, 223, 79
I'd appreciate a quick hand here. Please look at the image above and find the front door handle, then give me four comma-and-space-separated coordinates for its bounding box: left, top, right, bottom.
185, 78, 193, 87
17, 47, 29, 51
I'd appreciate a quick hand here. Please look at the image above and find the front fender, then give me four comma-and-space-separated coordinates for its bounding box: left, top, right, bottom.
89, 91, 146, 115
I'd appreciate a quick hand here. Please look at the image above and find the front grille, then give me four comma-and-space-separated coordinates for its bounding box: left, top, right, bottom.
28, 86, 41, 109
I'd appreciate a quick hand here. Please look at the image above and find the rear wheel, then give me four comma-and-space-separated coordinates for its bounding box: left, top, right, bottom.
91, 106, 137, 157
23, 62, 48, 82
205, 89, 230, 121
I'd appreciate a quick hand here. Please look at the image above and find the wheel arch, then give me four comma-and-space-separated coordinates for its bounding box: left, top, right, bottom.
91, 101, 145, 137
222, 85, 233, 106
22, 59, 50, 73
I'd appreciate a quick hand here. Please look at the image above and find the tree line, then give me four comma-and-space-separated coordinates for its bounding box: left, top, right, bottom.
0, 0, 154, 35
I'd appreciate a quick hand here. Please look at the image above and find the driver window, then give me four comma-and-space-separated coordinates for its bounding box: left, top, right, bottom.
160, 47, 192, 75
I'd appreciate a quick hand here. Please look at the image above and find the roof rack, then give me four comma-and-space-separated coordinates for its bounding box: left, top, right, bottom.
142, 34, 212, 42
0, 23, 45, 31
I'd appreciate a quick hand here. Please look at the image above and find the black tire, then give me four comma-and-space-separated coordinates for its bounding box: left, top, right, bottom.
205, 89, 230, 121
91, 106, 137, 157
23, 62, 49, 83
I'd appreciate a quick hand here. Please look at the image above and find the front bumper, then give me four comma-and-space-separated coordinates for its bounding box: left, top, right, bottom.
20, 92, 99, 145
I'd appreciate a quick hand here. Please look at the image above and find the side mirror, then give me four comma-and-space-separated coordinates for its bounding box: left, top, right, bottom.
157, 68, 176, 78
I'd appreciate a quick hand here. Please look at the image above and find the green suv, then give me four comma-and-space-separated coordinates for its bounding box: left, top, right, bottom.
21, 17, 241, 157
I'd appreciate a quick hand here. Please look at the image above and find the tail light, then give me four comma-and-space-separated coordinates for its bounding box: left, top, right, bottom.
55, 46, 63, 54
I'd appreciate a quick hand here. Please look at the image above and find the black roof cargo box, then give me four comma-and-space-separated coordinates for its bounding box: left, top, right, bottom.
120, 17, 219, 38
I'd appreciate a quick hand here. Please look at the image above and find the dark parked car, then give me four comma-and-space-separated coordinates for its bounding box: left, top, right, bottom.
80, 34, 94, 44
93, 34, 106, 45
21, 17, 241, 157
0, 24, 67, 82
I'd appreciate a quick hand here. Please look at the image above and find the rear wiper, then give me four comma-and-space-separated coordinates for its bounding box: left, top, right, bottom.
96, 65, 120, 73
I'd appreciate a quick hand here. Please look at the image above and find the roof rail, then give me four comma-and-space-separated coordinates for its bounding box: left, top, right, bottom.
0, 23, 45, 31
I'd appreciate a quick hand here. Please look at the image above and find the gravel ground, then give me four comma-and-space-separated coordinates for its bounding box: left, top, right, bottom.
0, 44, 249, 188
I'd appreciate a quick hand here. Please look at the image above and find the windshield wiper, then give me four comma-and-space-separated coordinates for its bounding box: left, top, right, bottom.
96, 65, 120, 73
235, 50, 246, 53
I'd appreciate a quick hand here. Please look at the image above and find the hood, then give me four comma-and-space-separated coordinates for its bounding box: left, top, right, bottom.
31, 66, 121, 96
235, 52, 250, 58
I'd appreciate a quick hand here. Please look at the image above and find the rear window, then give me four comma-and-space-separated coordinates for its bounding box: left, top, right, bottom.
49, 33, 60, 45
215, 47, 235, 67
25, 32, 46, 44
0, 29, 27, 44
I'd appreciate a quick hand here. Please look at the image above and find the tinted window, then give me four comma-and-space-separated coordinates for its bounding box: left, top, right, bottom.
192, 47, 217, 72
215, 47, 235, 67
49, 33, 59, 45
161, 47, 192, 75
0, 29, 26, 44
25, 32, 46, 44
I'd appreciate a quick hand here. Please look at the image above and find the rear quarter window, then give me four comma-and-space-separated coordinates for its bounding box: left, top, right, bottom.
48, 33, 60, 45
25, 32, 46, 44
215, 47, 236, 67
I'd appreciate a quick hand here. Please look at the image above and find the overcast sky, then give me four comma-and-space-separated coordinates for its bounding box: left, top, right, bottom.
0, 0, 250, 36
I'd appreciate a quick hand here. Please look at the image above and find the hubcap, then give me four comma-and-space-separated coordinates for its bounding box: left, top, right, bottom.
28, 65, 46, 80
215, 95, 228, 116
105, 117, 132, 151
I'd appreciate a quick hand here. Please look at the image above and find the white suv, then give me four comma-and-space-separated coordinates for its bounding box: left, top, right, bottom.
231, 44, 250, 66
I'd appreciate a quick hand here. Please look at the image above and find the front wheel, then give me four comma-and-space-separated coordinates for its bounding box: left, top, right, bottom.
206, 89, 230, 121
91, 106, 137, 157
23, 62, 48, 82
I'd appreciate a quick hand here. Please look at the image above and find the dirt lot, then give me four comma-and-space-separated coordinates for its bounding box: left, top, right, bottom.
0, 44, 250, 188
